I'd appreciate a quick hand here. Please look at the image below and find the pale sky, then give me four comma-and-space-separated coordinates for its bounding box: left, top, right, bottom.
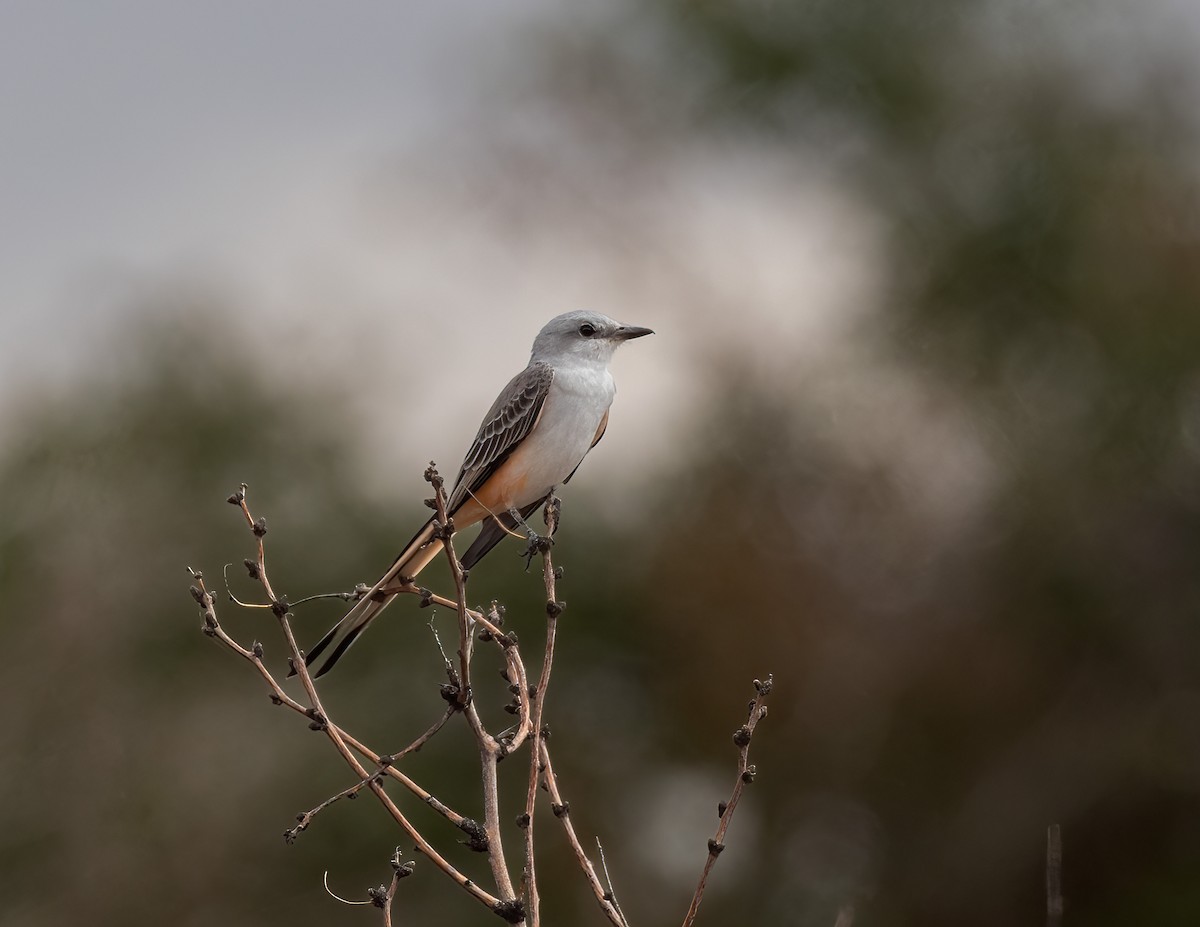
1, 0, 1193, 524
0, 2, 880, 500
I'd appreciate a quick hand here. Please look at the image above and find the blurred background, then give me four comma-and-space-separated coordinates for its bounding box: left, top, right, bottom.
3, 2, 1200, 925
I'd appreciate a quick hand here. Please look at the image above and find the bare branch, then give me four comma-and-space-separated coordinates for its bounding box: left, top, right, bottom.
1046, 824, 1062, 927
429, 464, 521, 911
285, 709, 454, 843
596, 839, 629, 927
681, 674, 773, 927
539, 740, 628, 927
195, 487, 508, 916
370, 849, 416, 927
521, 494, 565, 927
198, 476, 774, 927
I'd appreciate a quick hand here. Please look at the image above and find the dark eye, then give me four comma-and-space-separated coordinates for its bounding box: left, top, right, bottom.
578, 323, 596, 337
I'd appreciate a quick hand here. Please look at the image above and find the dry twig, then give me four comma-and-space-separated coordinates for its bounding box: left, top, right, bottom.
368, 849, 416, 927
681, 675, 773, 927
192, 483, 510, 918
1046, 824, 1063, 927
190, 475, 773, 926
428, 465, 522, 913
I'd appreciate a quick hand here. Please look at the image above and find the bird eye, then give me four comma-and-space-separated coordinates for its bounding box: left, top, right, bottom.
578, 323, 596, 337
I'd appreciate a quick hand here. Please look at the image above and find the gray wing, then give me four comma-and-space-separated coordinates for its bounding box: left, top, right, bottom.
446, 362, 555, 513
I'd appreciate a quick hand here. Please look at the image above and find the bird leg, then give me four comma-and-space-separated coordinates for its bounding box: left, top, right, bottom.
510, 505, 553, 569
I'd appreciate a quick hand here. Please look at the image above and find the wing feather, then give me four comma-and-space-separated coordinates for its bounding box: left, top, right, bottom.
447, 362, 554, 513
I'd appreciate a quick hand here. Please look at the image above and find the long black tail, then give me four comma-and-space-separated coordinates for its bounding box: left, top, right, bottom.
297, 518, 440, 678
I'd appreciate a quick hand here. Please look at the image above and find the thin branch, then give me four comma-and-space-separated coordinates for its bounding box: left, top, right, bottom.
369, 850, 416, 927
386, 705, 458, 764
427, 464, 474, 713
596, 839, 629, 927
428, 466, 521, 913
194, 570, 479, 839
196, 486, 510, 917
285, 707, 456, 842
681, 674, 773, 927
1046, 824, 1062, 927
539, 740, 628, 927
421, 591, 534, 753
289, 776, 379, 844
522, 495, 563, 927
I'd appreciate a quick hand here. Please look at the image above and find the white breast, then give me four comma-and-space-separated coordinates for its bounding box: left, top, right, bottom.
509, 363, 615, 507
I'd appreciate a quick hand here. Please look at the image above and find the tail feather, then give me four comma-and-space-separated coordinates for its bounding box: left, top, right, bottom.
298, 495, 547, 679
295, 519, 440, 678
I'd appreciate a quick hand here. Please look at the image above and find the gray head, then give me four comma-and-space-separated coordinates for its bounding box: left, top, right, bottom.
530, 310, 653, 365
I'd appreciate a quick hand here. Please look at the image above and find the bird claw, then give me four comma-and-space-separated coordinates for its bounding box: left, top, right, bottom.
522, 531, 553, 570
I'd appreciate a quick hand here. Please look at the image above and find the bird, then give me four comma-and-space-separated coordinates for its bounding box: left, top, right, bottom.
302, 310, 653, 678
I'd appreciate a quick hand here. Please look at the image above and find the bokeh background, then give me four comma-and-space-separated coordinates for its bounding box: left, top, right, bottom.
4, 2, 1200, 925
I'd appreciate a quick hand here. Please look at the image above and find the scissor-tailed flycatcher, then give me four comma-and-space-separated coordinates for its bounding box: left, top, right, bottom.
303, 310, 653, 677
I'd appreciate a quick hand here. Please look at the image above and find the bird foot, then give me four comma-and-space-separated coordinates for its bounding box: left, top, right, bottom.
522, 531, 554, 570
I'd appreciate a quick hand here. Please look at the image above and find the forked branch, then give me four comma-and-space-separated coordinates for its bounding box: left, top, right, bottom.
190, 477, 772, 927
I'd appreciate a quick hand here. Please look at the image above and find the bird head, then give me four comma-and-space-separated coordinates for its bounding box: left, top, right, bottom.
530, 310, 653, 365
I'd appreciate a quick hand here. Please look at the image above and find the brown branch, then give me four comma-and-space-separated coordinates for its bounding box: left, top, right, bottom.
538, 740, 628, 927
595, 839, 629, 927
520, 495, 564, 927
1046, 824, 1062, 927
196, 486, 510, 917
427, 464, 474, 710
196, 570, 479, 841
369, 849, 415, 927
681, 674, 773, 927
420, 591, 534, 753
428, 466, 522, 914
198, 475, 779, 927
285, 707, 456, 843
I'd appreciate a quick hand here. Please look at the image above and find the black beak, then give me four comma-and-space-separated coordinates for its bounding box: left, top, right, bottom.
615, 325, 654, 341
